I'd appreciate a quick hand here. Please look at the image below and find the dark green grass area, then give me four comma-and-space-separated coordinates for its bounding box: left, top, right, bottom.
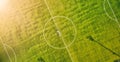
0, 0, 120, 62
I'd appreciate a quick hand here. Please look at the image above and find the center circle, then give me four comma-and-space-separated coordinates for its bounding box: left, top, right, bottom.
43, 16, 77, 49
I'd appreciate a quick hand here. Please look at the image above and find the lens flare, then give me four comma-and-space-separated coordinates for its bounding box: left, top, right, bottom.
0, 0, 9, 11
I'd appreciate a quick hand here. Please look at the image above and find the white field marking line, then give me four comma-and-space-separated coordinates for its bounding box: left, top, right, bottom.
103, 0, 115, 21
43, 0, 59, 28
104, 0, 120, 28
0, 37, 17, 62
0, 37, 12, 62
4, 44, 17, 62
43, 0, 74, 62
43, 16, 77, 62
43, 16, 77, 49
59, 31, 74, 62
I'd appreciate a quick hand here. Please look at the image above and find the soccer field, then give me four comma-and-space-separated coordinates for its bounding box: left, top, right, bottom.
0, 0, 120, 62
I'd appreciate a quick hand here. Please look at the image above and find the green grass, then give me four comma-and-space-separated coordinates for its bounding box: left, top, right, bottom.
0, 0, 120, 62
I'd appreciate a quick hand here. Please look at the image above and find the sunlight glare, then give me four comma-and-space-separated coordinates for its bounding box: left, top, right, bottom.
0, 0, 9, 11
